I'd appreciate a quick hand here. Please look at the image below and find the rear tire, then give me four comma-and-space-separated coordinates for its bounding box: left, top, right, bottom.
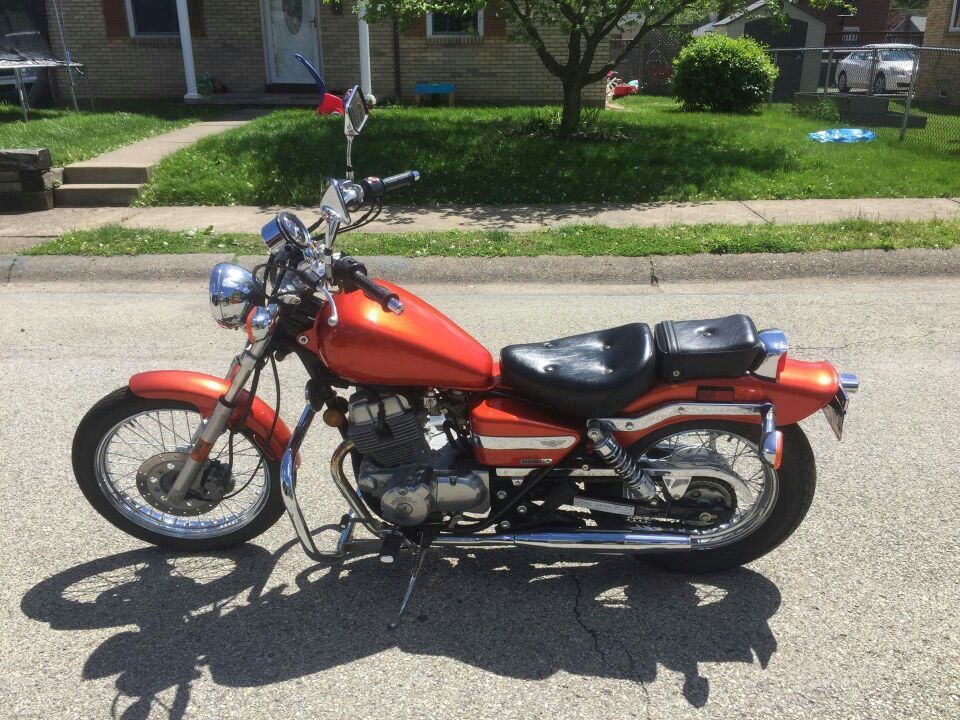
644, 423, 816, 573
73, 387, 285, 551
874, 73, 886, 94
838, 71, 849, 93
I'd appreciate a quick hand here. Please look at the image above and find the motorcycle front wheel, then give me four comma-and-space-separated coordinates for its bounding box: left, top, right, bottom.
73, 387, 285, 551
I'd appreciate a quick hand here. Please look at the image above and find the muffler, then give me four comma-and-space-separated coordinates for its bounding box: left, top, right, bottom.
433, 530, 691, 552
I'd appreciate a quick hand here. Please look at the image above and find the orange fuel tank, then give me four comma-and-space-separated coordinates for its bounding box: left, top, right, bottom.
313, 280, 496, 390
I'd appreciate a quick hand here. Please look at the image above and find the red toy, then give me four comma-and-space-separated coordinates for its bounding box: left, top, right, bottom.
316, 92, 344, 116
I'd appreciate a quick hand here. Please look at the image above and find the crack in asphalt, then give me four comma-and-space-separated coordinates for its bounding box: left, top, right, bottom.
2, 256, 21, 286
568, 567, 652, 717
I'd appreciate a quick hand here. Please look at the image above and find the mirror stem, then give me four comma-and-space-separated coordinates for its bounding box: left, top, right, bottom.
346, 137, 354, 181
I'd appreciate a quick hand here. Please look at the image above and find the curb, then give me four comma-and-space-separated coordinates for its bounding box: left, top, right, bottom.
4, 248, 960, 284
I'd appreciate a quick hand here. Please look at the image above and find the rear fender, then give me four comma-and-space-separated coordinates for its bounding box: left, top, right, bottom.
613, 358, 840, 442
129, 370, 292, 461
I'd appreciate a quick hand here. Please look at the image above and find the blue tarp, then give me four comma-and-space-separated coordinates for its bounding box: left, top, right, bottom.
808, 128, 877, 143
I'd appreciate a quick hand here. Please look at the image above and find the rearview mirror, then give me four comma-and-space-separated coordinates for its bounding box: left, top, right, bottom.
320, 179, 352, 249
343, 85, 369, 137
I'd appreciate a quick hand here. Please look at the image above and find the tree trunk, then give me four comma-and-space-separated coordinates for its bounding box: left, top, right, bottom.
559, 79, 583, 138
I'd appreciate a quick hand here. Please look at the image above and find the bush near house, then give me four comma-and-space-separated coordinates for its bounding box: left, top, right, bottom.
672, 35, 778, 113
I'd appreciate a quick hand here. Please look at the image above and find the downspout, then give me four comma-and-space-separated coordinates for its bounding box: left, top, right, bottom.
175, 0, 201, 100
357, 2, 373, 97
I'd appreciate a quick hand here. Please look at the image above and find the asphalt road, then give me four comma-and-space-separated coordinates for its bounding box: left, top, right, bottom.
1, 276, 957, 720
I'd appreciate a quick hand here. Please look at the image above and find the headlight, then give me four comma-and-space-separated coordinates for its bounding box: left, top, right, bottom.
209, 263, 264, 329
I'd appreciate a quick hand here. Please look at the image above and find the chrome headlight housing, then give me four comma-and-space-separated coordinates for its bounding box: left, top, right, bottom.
209, 263, 264, 329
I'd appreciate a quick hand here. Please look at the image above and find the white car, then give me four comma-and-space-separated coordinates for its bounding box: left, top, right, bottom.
836, 44, 918, 94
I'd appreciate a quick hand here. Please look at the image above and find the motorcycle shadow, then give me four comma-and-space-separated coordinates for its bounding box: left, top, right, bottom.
21, 538, 781, 718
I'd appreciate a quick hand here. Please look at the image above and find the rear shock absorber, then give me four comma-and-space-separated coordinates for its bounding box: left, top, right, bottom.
586, 422, 659, 501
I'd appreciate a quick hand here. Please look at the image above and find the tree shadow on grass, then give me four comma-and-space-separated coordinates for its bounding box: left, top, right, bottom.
22, 542, 781, 719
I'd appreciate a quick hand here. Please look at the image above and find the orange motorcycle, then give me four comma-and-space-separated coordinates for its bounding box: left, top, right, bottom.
73, 69, 858, 624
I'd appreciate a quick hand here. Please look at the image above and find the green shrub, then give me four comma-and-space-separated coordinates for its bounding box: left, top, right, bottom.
672, 34, 778, 113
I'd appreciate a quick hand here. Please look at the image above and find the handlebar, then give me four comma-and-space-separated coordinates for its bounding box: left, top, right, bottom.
333, 256, 404, 315
360, 170, 420, 201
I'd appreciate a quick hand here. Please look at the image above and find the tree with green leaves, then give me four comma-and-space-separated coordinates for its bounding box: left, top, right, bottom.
360, 0, 841, 137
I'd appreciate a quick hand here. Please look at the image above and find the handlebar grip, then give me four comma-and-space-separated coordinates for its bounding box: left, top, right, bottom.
351, 269, 401, 312
381, 170, 420, 193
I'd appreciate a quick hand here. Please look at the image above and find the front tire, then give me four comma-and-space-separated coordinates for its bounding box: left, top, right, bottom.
644, 422, 816, 573
73, 387, 285, 551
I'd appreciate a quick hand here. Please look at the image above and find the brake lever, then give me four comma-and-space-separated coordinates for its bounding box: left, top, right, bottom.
316, 285, 339, 327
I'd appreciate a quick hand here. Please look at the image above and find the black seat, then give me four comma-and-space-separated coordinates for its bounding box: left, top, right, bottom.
500, 323, 656, 419
654, 314, 763, 383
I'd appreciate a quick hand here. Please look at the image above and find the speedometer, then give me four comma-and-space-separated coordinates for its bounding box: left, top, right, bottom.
261, 211, 311, 252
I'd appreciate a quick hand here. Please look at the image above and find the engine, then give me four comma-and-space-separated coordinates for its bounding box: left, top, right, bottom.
347, 392, 489, 526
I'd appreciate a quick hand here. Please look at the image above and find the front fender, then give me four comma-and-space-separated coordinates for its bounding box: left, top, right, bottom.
129, 370, 292, 462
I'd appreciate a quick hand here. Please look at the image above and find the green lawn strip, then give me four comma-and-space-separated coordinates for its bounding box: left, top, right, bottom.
137, 97, 960, 207
25, 219, 960, 257
0, 101, 234, 166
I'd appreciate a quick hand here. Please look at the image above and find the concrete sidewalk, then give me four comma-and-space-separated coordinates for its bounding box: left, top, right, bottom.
2, 196, 960, 253
53, 109, 266, 207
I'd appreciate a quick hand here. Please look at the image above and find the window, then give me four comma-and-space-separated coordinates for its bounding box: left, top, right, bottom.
125, 0, 179, 36
951, 0, 960, 32
427, 10, 483, 37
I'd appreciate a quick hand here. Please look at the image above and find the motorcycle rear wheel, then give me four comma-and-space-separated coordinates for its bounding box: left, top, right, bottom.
594, 421, 816, 573
73, 387, 285, 551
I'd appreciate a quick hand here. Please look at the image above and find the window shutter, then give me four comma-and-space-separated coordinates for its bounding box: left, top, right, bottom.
188, 0, 206, 37
405, 15, 426, 37
485, 2, 507, 37
102, 0, 129, 38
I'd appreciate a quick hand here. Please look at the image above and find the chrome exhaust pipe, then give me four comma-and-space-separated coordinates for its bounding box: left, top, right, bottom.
434, 530, 691, 552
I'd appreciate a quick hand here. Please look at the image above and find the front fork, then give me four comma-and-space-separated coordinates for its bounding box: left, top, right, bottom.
166, 335, 273, 504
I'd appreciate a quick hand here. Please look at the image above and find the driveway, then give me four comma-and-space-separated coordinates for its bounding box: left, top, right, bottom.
1, 276, 957, 719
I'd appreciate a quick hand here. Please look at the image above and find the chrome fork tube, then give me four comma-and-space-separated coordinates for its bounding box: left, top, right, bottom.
167, 337, 271, 503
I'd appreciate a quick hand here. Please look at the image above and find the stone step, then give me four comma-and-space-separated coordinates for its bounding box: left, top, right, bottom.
54, 183, 141, 207
62, 165, 150, 185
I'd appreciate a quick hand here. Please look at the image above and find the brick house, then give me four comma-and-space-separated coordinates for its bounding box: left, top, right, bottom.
915, 0, 960, 105
796, 0, 894, 45
44, 0, 605, 106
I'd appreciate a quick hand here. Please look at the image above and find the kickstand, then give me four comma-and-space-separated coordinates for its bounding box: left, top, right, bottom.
388, 533, 431, 630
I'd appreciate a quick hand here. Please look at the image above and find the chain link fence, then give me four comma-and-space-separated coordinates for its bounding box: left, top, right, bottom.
768, 46, 960, 151
609, 29, 689, 96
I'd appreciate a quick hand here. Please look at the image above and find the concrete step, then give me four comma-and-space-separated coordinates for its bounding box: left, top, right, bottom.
54, 183, 141, 207
62, 165, 150, 185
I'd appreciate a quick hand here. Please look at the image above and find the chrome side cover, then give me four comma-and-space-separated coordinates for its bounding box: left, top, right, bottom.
473, 435, 577, 450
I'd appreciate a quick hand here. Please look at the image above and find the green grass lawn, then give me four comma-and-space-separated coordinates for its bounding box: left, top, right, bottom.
137, 96, 960, 207
25, 218, 960, 257
0, 101, 231, 166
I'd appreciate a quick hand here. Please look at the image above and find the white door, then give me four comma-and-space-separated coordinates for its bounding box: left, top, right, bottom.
262, 0, 323, 85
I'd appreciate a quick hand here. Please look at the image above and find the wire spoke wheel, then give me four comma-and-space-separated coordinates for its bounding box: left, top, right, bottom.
633, 427, 779, 549
95, 408, 271, 539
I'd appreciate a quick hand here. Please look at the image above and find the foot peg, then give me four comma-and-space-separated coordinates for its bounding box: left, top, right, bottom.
379, 531, 403, 564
